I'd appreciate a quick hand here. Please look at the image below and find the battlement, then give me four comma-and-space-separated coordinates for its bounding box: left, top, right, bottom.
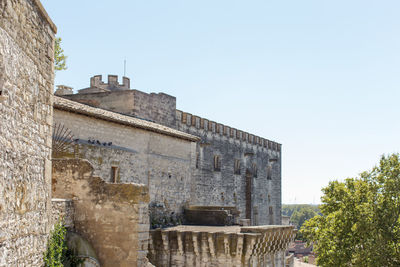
176, 110, 281, 152
78, 75, 130, 94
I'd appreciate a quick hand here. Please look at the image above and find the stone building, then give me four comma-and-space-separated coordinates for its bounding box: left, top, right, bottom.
57, 75, 282, 226
53, 96, 199, 219
0, 1, 293, 265
0, 0, 56, 266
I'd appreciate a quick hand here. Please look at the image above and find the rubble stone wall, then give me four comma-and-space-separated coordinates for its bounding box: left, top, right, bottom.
0, 0, 56, 265
51, 199, 74, 228
52, 158, 150, 267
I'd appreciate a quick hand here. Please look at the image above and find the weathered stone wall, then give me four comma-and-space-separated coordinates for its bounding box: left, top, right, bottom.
51, 199, 74, 228
52, 158, 150, 267
63, 76, 177, 127
53, 100, 197, 219
59, 84, 282, 225
148, 225, 295, 267
176, 110, 282, 225
131, 90, 177, 127
63, 90, 136, 114
0, 0, 56, 265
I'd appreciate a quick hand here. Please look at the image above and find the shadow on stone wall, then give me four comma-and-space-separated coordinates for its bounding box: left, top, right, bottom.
52, 158, 150, 267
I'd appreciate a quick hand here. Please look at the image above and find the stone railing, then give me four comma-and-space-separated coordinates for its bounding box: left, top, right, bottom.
148, 225, 295, 267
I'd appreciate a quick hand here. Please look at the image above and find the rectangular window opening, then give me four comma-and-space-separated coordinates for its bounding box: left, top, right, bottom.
214, 155, 221, 172
111, 166, 118, 183
267, 165, 272, 180
234, 159, 241, 175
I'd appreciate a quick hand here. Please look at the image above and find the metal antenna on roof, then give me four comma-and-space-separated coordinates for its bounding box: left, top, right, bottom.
124, 59, 126, 77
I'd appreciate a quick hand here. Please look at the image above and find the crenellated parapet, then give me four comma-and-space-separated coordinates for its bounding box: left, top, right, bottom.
176, 110, 281, 152
78, 75, 130, 94
148, 225, 295, 267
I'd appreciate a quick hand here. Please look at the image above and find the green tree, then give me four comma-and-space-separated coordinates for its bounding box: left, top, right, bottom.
54, 37, 67, 71
291, 206, 318, 230
301, 154, 400, 267
282, 204, 320, 217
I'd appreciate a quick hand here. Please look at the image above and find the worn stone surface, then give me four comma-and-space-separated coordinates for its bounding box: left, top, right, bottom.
58, 75, 282, 226
148, 225, 295, 267
176, 110, 282, 225
53, 104, 197, 220
52, 158, 150, 267
63, 75, 177, 127
51, 199, 74, 228
0, 0, 55, 266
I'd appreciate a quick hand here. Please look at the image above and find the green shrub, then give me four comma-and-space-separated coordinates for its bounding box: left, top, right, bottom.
44, 221, 83, 267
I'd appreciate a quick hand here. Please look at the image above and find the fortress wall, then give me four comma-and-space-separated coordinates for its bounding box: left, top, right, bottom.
0, 0, 56, 265
63, 90, 137, 115
132, 90, 177, 127
53, 108, 197, 216
176, 110, 282, 225
64, 80, 177, 127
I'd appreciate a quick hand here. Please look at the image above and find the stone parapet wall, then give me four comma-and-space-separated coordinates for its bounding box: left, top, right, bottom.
52, 158, 150, 267
148, 225, 295, 267
176, 110, 281, 151
0, 0, 55, 266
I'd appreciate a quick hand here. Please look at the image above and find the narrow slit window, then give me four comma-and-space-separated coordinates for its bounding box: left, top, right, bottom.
111, 166, 118, 183
196, 152, 200, 169
252, 163, 257, 177
269, 206, 273, 215
234, 159, 241, 175
267, 164, 272, 180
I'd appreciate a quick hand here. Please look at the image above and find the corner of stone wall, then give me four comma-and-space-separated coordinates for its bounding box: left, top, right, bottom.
52, 158, 150, 266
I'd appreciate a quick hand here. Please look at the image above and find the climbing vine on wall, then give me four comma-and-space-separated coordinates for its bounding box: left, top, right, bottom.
44, 221, 83, 267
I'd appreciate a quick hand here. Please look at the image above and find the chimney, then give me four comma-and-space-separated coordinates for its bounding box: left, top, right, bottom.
55, 85, 73, 96
122, 76, 130, 89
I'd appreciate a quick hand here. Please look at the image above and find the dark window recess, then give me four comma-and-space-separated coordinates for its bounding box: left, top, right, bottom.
252, 163, 257, 177
267, 165, 272, 180
214, 155, 221, 171
269, 206, 273, 215
268, 194, 271, 202
234, 159, 241, 175
111, 166, 118, 183
196, 152, 200, 169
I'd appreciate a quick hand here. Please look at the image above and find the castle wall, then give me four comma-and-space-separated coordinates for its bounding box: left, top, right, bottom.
53, 103, 197, 217
0, 0, 56, 265
63, 90, 136, 115
52, 159, 150, 267
176, 110, 282, 225
64, 76, 177, 127
131, 90, 176, 127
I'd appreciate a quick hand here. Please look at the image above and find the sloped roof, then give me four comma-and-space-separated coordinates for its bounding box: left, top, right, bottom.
53, 96, 200, 142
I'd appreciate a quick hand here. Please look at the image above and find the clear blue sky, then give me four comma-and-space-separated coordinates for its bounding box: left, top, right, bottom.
41, 0, 400, 204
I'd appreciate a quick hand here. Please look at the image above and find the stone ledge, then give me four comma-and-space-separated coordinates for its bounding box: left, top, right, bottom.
32, 0, 57, 33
